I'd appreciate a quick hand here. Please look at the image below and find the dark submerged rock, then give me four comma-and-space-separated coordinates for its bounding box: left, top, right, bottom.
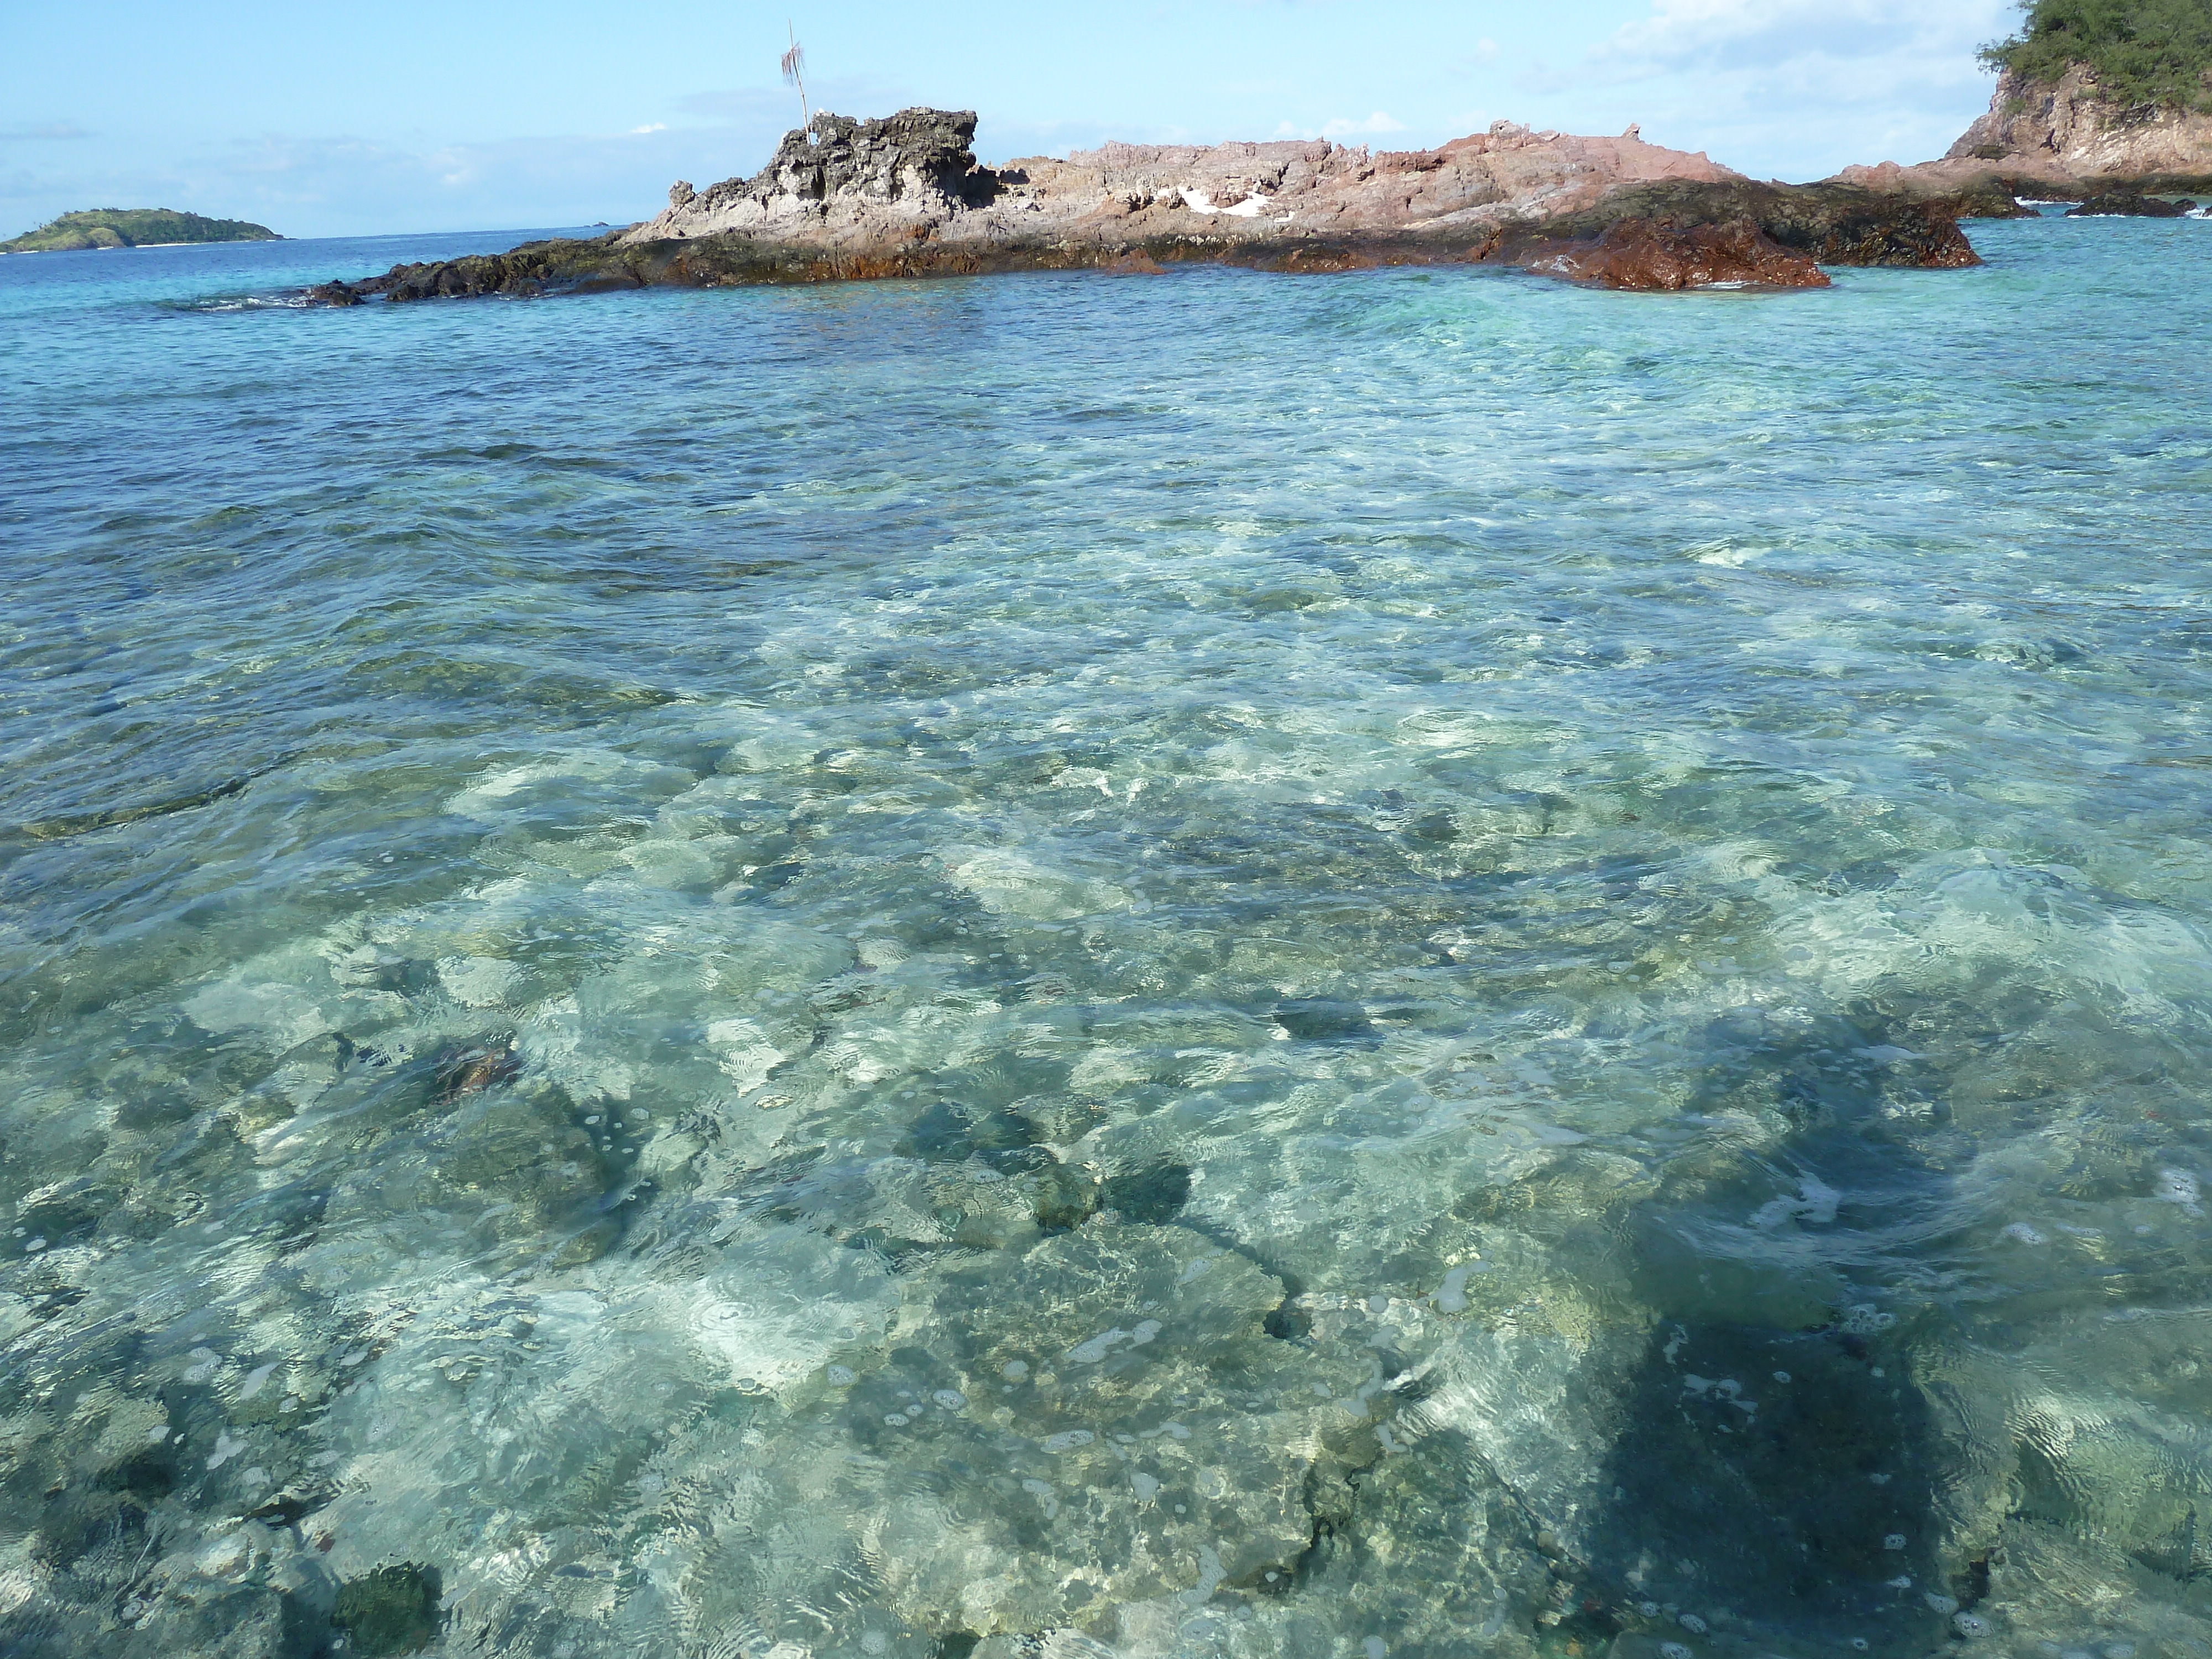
1032, 1160, 1102, 1231
1272, 999, 1380, 1043
898, 1100, 1046, 1166
1099, 1161, 1193, 1224
431, 1035, 521, 1104
331, 1562, 444, 1657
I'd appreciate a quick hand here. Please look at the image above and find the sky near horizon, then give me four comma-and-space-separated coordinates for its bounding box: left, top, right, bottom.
1, 0, 2019, 242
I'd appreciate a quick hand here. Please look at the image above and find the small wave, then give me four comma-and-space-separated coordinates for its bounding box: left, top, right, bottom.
156, 292, 314, 315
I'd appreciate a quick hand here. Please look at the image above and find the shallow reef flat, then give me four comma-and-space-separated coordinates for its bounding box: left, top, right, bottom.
5, 214, 2212, 1658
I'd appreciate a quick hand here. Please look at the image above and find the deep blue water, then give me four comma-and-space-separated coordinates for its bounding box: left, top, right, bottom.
4, 217, 2212, 1659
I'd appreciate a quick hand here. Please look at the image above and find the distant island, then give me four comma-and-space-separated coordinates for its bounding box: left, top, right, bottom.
1, 208, 281, 254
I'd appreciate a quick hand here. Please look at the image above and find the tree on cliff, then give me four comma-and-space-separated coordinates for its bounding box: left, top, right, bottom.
1981, 0, 2212, 111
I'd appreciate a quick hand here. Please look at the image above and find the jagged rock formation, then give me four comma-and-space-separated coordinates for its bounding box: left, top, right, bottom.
1833, 64, 2212, 201
624, 108, 1001, 245
622, 107, 1748, 253
309, 107, 1985, 304
1949, 66, 2212, 185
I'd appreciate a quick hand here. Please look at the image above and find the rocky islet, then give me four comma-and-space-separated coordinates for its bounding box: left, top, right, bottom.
2, 208, 281, 254
304, 18, 2212, 310
304, 107, 1990, 304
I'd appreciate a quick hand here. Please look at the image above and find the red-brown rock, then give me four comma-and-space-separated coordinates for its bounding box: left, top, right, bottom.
1510, 217, 1830, 291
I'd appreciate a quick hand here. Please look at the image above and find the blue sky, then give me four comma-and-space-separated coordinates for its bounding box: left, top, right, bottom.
1, 0, 2017, 241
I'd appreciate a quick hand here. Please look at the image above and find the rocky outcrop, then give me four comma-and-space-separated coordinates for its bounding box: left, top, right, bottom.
623, 108, 1001, 246
1949, 66, 2212, 186
1820, 161, 2032, 217
1838, 65, 2212, 200
310, 107, 1986, 304
2066, 191, 2198, 215
1532, 180, 1984, 266
627, 110, 1748, 254
1505, 217, 1830, 290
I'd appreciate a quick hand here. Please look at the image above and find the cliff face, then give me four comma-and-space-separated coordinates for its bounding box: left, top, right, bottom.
1946, 66, 2212, 184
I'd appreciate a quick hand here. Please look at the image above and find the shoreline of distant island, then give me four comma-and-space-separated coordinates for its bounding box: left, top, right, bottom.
1, 208, 281, 255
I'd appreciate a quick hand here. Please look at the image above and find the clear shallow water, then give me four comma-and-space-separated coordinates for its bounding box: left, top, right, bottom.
4, 217, 2212, 1659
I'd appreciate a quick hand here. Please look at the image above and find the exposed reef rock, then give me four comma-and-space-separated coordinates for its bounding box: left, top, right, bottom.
1525, 180, 1984, 268
1503, 216, 1830, 291
2066, 191, 2197, 215
310, 106, 1985, 304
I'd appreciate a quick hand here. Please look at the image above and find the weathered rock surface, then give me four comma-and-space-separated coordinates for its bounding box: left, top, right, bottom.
1834, 65, 2212, 202
1504, 216, 1830, 290
624, 107, 1003, 245
622, 107, 1746, 253
2067, 191, 2197, 215
1952, 66, 2212, 186
311, 106, 1985, 304
1521, 179, 1984, 269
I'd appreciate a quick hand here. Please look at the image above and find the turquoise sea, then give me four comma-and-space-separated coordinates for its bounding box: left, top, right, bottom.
4, 216, 2212, 1659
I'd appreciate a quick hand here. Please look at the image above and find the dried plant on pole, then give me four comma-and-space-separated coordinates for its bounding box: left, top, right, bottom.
781, 24, 811, 132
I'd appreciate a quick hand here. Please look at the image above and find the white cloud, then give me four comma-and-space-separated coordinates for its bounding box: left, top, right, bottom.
0, 76, 923, 239
1321, 111, 1408, 137
0, 125, 778, 241
1573, 0, 2013, 176
1596, 0, 2007, 80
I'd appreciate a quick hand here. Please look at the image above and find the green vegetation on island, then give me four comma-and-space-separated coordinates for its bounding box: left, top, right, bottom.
1982, 0, 2212, 111
1, 208, 281, 254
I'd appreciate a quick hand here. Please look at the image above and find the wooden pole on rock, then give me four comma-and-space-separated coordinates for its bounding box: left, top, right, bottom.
781, 24, 810, 134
